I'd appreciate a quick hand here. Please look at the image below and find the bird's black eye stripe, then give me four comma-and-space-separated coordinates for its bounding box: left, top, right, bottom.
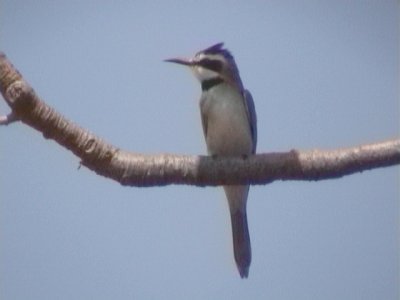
198, 59, 223, 72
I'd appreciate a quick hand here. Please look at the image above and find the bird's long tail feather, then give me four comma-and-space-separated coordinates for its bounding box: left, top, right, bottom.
224, 185, 251, 278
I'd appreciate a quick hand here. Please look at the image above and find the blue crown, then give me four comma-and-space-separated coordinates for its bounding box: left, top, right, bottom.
200, 43, 234, 60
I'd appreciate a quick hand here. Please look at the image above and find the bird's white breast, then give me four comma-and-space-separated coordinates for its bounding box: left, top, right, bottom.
201, 83, 253, 156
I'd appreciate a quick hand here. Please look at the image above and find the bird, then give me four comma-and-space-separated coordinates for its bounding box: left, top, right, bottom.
165, 43, 257, 278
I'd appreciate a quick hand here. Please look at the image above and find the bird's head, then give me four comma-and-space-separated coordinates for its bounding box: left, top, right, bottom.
165, 43, 243, 89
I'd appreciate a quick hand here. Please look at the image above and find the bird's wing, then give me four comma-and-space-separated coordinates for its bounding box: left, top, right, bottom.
199, 94, 208, 139
243, 89, 257, 153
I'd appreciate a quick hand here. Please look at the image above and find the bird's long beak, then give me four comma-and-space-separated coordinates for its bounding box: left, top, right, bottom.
164, 57, 193, 66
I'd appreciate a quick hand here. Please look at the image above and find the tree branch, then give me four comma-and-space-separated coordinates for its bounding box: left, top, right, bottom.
1, 52, 399, 187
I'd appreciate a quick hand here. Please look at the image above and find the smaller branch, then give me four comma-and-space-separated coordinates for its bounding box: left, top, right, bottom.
0, 111, 18, 125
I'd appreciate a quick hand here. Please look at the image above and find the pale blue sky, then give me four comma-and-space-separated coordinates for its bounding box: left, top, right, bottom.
1, 1, 399, 299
